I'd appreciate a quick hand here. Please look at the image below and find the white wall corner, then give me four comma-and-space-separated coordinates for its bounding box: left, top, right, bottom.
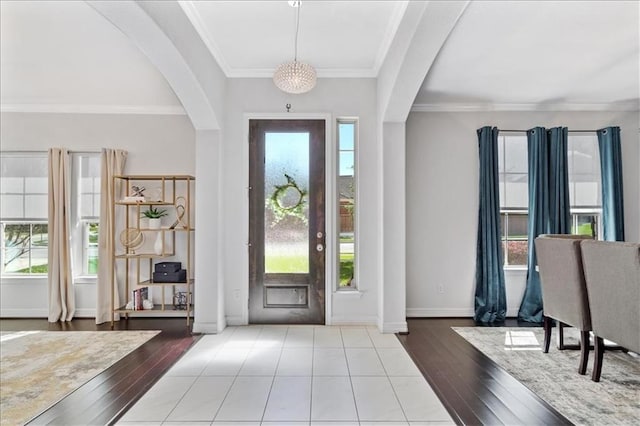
378, 122, 407, 332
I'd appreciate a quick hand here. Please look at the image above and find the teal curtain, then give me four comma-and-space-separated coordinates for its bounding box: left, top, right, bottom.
548, 127, 571, 233
518, 127, 570, 323
474, 126, 506, 323
518, 127, 549, 323
597, 127, 625, 241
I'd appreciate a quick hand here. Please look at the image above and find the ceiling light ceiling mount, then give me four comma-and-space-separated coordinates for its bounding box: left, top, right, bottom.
274, 0, 316, 94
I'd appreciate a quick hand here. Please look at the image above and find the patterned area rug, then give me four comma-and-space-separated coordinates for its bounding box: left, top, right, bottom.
453, 327, 640, 425
0, 330, 159, 426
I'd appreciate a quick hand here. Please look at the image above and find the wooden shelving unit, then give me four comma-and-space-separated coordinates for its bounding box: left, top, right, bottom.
111, 175, 195, 326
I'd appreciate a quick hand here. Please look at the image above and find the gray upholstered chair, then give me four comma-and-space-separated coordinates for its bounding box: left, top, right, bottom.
535, 234, 592, 374
580, 240, 640, 382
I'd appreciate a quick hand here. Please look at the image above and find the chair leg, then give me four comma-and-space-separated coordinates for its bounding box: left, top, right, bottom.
578, 330, 590, 375
592, 336, 605, 382
557, 321, 566, 350
542, 316, 552, 353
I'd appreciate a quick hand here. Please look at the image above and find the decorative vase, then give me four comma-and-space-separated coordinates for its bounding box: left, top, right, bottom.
154, 232, 163, 255
149, 218, 161, 230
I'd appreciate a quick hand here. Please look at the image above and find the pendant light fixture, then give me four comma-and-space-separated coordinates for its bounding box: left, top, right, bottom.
273, 0, 317, 94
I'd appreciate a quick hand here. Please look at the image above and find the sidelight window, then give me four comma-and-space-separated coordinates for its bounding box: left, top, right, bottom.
337, 119, 357, 289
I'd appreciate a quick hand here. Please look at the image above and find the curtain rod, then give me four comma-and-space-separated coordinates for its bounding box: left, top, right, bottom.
499, 129, 598, 133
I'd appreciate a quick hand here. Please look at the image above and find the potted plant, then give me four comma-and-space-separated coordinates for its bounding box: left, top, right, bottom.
142, 207, 168, 230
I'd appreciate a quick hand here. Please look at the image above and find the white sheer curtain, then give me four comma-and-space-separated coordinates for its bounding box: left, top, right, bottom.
48, 148, 74, 322
96, 149, 127, 324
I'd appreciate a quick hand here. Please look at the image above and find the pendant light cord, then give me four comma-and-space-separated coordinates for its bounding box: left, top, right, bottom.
294, 1, 300, 61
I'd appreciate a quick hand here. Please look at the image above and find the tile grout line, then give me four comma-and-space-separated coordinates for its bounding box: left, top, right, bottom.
370, 328, 411, 424
308, 326, 316, 425
211, 325, 261, 423
261, 325, 291, 424
341, 327, 361, 424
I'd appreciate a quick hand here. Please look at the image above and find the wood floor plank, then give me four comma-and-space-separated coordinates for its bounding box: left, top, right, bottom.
0, 318, 196, 426
399, 318, 571, 425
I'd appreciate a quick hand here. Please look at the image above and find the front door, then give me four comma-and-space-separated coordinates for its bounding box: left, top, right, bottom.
249, 119, 325, 324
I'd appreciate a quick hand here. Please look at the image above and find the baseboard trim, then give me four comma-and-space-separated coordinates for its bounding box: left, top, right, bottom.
330, 315, 378, 326
193, 321, 220, 334
407, 308, 475, 317
407, 307, 521, 318
380, 321, 408, 334
0, 308, 48, 318
74, 309, 96, 318
225, 315, 246, 326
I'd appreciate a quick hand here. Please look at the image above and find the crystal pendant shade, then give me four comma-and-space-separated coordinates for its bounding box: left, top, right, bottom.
273, 60, 317, 94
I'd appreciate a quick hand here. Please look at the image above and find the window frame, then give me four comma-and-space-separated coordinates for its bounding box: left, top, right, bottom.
498, 133, 529, 269
336, 118, 358, 291
1, 220, 49, 276
71, 152, 101, 282
1, 152, 49, 278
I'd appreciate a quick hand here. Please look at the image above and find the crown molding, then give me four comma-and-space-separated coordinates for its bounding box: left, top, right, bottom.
0, 104, 187, 115
178, 0, 233, 76
372, 0, 409, 76
411, 101, 640, 113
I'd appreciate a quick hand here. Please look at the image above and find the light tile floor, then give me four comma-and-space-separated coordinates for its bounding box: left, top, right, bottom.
117, 325, 454, 426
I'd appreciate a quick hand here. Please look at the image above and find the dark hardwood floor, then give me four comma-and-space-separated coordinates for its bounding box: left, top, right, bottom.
2, 317, 572, 426
0, 317, 197, 426
399, 318, 572, 426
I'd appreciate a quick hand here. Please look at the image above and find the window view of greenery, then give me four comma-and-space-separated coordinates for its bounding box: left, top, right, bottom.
1, 223, 48, 274
87, 222, 99, 274
338, 121, 355, 287
498, 134, 528, 266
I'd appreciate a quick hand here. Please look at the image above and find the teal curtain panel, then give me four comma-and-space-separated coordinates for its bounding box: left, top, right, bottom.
474, 126, 506, 324
518, 127, 571, 323
597, 126, 625, 241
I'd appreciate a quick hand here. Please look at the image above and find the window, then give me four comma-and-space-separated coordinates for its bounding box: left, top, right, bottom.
0, 153, 49, 275
568, 134, 602, 238
72, 154, 101, 277
498, 132, 603, 268
498, 134, 528, 266
337, 119, 356, 288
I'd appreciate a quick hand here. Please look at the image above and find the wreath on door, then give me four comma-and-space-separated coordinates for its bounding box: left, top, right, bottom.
268, 173, 308, 226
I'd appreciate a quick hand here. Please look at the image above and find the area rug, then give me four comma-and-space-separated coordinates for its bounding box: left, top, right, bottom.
453, 327, 640, 425
0, 330, 159, 426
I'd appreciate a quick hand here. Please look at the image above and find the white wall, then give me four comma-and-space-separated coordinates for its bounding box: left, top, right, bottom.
221, 78, 380, 326
406, 110, 639, 318
0, 111, 195, 317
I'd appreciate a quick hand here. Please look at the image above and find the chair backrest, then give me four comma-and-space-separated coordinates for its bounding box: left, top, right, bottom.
535, 235, 592, 330
580, 240, 640, 353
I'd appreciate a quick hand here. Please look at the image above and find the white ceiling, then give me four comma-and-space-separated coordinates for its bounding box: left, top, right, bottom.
0, 0, 638, 113
180, 0, 407, 77
415, 0, 639, 110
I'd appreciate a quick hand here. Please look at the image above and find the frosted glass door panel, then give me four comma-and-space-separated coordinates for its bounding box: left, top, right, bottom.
264, 132, 310, 274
